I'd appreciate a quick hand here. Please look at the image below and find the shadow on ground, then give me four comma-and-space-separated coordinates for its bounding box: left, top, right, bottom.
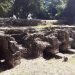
0, 62, 11, 73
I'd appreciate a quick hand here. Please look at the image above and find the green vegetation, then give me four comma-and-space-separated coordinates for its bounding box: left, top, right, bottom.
0, 0, 75, 24
0, 0, 14, 17
0, 0, 68, 19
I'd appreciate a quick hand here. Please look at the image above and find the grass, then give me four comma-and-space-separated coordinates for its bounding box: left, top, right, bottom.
33, 24, 57, 29
31, 20, 60, 29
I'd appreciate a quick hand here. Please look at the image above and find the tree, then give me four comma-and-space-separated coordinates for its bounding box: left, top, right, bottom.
13, 0, 45, 19
0, 0, 14, 17
45, 0, 68, 19
0, 0, 69, 20
63, 0, 75, 24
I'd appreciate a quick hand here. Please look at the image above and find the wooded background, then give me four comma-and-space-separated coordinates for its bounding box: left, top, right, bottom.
0, 0, 74, 24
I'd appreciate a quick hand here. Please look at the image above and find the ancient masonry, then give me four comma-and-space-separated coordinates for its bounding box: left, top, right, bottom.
0, 18, 75, 68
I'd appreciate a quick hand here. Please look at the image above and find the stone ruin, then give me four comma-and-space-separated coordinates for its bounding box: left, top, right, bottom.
2, 27, 75, 60
0, 18, 75, 68
0, 31, 22, 68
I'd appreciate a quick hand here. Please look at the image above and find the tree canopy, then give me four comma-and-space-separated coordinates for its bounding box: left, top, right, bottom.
0, 0, 14, 17
62, 0, 75, 24
0, 0, 70, 20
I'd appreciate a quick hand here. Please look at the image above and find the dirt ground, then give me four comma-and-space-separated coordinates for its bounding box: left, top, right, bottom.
0, 54, 75, 75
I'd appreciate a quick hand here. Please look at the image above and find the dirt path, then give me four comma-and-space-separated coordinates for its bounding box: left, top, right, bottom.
0, 55, 75, 75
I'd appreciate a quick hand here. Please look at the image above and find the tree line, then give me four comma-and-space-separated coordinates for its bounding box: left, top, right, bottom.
0, 0, 74, 22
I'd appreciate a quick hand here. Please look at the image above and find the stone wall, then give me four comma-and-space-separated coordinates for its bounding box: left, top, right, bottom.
0, 18, 62, 26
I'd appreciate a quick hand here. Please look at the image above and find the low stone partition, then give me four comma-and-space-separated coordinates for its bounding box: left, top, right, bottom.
0, 18, 63, 26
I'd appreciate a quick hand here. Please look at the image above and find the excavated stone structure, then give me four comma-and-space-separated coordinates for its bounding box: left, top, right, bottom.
0, 18, 74, 69
0, 18, 75, 65
4, 27, 75, 60
0, 31, 21, 68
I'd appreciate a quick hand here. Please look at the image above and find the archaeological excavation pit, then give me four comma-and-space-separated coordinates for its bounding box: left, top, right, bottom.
0, 18, 75, 68
0, 31, 21, 68
3, 26, 75, 60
